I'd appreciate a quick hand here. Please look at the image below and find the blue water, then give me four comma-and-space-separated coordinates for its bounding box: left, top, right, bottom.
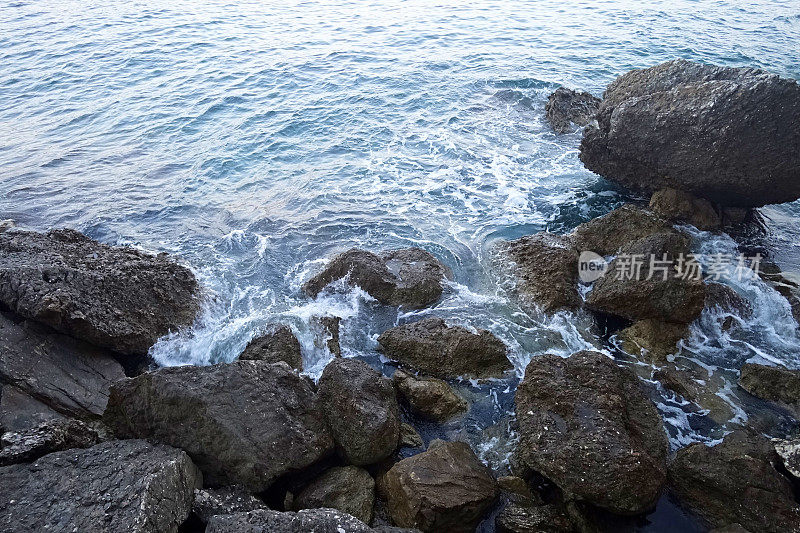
2, 0, 800, 527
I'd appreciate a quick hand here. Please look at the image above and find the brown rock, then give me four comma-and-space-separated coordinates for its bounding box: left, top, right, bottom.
738, 363, 800, 413
571, 205, 672, 256
294, 466, 376, 524
240, 325, 303, 370
392, 369, 467, 422
649, 188, 721, 230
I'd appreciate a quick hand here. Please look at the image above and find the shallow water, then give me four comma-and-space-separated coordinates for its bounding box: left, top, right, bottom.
2, 0, 800, 529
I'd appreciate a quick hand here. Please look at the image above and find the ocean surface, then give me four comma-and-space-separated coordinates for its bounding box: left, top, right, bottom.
2, 1, 800, 530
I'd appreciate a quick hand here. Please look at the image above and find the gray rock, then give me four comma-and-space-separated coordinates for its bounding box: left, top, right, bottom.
0, 439, 201, 533
239, 325, 303, 370
0, 418, 101, 466
294, 466, 376, 524
104, 360, 333, 491
571, 205, 673, 256
580, 59, 800, 208
377, 317, 512, 379
545, 87, 601, 133
392, 369, 467, 422
0, 228, 199, 356
191, 486, 267, 525
0, 220, 14, 233
0, 385, 64, 433
649, 188, 721, 230
738, 363, 800, 414
774, 438, 800, 480
313, 315, 342, 357
302, 248, 451, 308
318, 358, 400, 466
206, 508, 372, 533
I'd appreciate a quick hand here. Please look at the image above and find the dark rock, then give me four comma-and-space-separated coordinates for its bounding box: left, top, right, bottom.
314, 316, 342, 357
571, 205, 673, 256
774, 439, 800, 480
505, 232, 580, 312
303, 248, 451, 308
0, 439, 201, 533
515, 351, 668, 514
652, 363, 735, 424
580, 59, 800, 208
0, 220, 14, 233
545, 87, 601, 133
705, 283, 753, 317
192, 486, 267, 525
239, 325, 303, 370
710, 525, 752, 533
649, 188, 722, 230
738, 363, 800, 413
392, 369, 467, 422
382, 441, 499, 532
0, 418, 101, 466
206, 509, 374, 532
294, 466, 376, 524
496, 502, 574, 533
377, 317, 511, 379
104, 360, 333, 491
0, 228, 199, 356
318, 358, 400, 466
669, 430, 800, 532
0, 385, 64, 432
618, 319, 688, 364
496, 476, 538, 504
398, 422, 424, 449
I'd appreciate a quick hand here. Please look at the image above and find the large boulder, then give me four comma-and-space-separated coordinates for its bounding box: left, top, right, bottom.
206, 509, 374, 533
303, 248, 451, 308
669, 430, 800, 532
515, 351, 668, 515
0, 418, 101, 466
392, 369, 467, 422
382, 441, 499, 532
0, 229, 199, 356
239, 325, 303, 370
571, 205, 674, 256
738, 363, 800, 413
580, 59, 800, 208
545, 87, 601, 134
104, 360, 334, 491
0, 385, 64, 432
294, 466, 376, 524
318, 358, 400, 466
377, 317, 512, 379
0, 439, 201, 533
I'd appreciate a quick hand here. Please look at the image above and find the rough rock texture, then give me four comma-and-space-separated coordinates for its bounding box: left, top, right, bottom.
294, 466, 376, 524
0, 312, 125, 419
377, 317, 511, 379
318, 358, 400, 466
705, 283, 753, 317
580, 59, 800, 208
0, 439, 201, 533
774, 439, 800, 480
382, 441, 499, 532
191, 486, 267, 525
496, 502, 574, 533
302, 248, 452, 308
313, 315, 342, 357
0, 418, 101, 466
392, 369, 467, 422
104, 360, 334, 491
653, 364, 735, 425
515, 351, 668, 514
0, 220, 14, 233
0, 385, 64, 432
0, 228, 199, 356
399, 422, 424, 449
545, 87, 601, 133
206, 509, 375, 533
505, 232, 580, 312
649, 188, 722, 230
738, 363, 800, 412
619, 319, 689, 364
571, 205, 673, 256
669, 430, 800, 532
239, 325, 303, 370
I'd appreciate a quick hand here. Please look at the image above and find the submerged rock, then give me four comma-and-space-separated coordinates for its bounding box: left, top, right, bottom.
239, 324, 303, 370
206, 508, 374, 533
0, 228, 199, 356
738, 363, 800, 413
649, 188, 722, 230
0, 439, 201, 533
571, 205, 673, 256
580, 59, 800, 208
104, 360, 333, 491
0, 418, 101, 466
515, 351, 668, 515
392, 369, 467, 422
192, 486, 267, 525
545, 87, 601, 133
294, 466, 376, 524
302, 247, 451, 308
318, 358, 400, 466
377, 317, 511, 379
382, 441, 499, 532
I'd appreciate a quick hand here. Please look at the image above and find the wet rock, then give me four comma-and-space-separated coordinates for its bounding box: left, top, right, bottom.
545, 87, 601, 133
580, 59, 800, 208
318, 358, 400, 466
0, 312, 125, 419
302, 248, 452, 308
0, 418, 101, 466
515, 351, 668, 515
669, 430, 800, 532
496, 502, 574, 533
505, 232, 580, 312
649, 188, 722, 230
314, 315, 342, 357
294, 466, 376, 524
774, 438, 800, 480
738, 363, 800, 413
705, 283, 753, 317
239, 325, 303, 370
206, 508, 374, 533
0, 228, 199, 356
399, 422, 424, 449
0, 439, 201, 533
0, 385, 64, 432
709, 525, 752, 533
392, 369, 467, 422
377, 317, 512, 379
104, 360, 333, 491
618, 319, 688, 364
382, 441, 499, 532
496, 476, 538, 503
652, 364, 735, 424
0, 220, 14, 233
192, 486, 267, 525
571, 205, 673, 256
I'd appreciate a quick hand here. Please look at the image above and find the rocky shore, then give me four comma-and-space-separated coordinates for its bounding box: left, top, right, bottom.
1, 59, 800, 532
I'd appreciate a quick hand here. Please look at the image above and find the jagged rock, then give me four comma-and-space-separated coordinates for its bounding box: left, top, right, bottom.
649, 188, 722, 230
618, 319, 689, 364
705, 283, 753, 317
669, 430, 800, 532
0, 439, 201, 533
496, 502, 574, 533
294, 466, 376, 524
392, 369, 467, 422
774, 439, 800, 480
0, 228, 199, 356
382, 441, 498, 532
104, 360, 333, 491
399, 422, 424, 449
545, 87, 601, 133
0, 385, 64, 432
302, 248, 451, 308
318, 358, 400, 466
505, 232, 580, 312
571, 205, 673, 256
239, 325, 303, 370
377, 317, 511, 379
0, 312, 125, 419
0, 418, 101, 466
580, 59, 800, 208
515, 351, 668, 515
738, 363, 800, 413
191, 486, 267, 525
206, 509, 373, 532
313, 316, 342, 357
